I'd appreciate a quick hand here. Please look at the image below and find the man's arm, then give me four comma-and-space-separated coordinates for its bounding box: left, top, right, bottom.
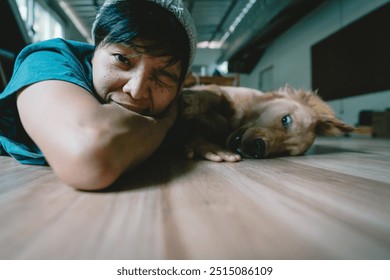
17, 80, 176, 190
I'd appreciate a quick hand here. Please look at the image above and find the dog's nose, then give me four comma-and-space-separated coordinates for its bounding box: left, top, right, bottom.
243, 138, 266, 159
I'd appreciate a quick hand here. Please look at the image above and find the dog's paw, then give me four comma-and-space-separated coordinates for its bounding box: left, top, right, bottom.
184, 139, 241, 162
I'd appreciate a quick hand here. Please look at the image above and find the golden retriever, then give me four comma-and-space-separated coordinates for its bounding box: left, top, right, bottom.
178, 84, 354, 162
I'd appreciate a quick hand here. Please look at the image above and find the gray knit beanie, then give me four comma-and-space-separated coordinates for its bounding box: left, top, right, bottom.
92, 0, 197, 67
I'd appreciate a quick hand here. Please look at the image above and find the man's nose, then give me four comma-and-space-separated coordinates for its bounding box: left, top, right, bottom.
122, 64, 151, 100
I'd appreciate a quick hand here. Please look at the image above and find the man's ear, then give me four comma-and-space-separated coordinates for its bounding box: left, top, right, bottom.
316, 117, 355, 136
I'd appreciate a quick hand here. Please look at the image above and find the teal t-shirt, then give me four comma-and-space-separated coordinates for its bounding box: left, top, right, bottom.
0, 38, 96, 165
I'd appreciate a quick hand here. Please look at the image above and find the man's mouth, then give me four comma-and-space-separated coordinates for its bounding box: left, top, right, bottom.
111, 100, 150, 115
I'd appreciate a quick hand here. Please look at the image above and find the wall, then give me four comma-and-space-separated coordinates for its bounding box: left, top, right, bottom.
238, 0, 390, 125
63, 25, 87, 42
192, 48, 223, 76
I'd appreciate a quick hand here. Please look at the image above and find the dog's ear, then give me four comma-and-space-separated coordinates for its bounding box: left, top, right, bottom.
316, 117, 355, 136
303, 90, 355, 136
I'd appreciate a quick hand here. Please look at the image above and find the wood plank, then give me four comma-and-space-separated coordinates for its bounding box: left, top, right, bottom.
0, 137, 389, 259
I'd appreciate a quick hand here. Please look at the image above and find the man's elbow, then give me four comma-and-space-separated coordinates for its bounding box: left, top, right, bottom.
49, 146, 124, 191
43, 125, 149, 191
55, 159, 119, 191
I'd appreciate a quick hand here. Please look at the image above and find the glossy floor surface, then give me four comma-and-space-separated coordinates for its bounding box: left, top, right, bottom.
0, 137, 389, 259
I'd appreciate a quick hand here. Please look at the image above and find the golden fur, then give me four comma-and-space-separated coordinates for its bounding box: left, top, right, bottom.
179, 84, 354, 162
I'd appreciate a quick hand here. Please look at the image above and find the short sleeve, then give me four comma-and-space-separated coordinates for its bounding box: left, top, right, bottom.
0, 38, 95, 165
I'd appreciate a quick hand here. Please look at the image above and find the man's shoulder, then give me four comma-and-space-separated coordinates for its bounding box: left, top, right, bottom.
19, 38, 94, 57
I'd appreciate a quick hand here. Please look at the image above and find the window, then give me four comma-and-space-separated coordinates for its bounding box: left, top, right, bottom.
15, 0, 64, 42
311, 3, 390, 100
15, 0, 28, 21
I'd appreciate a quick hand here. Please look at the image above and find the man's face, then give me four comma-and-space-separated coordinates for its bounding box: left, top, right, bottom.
92, 42, 181, 116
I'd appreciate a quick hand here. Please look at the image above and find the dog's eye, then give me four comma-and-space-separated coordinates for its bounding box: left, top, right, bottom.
281, 114, 292, 128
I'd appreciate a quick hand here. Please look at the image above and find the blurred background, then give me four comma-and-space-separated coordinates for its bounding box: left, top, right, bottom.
1, 0, 389, 135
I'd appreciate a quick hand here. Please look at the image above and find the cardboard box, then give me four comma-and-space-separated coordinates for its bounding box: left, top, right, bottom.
372, 110, 390, 138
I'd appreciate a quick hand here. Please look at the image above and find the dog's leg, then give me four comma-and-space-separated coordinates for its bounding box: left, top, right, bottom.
180, 84, 224, 119
179, 85, 241, 162
184, 136, 241, 162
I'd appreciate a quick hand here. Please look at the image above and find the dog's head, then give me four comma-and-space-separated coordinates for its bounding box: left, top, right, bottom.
227, 87, 355, 158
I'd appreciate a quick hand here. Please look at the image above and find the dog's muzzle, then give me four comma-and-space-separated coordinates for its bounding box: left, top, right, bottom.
228, 129, 266, 159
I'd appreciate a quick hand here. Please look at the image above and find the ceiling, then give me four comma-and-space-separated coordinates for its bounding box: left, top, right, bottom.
59, 0, 326, 73
60, 0, 249, 43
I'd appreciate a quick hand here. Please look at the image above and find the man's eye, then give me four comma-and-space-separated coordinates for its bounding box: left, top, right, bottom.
155, 77, 170, 88
113, 54, 130, 65
153, 75, 176, 89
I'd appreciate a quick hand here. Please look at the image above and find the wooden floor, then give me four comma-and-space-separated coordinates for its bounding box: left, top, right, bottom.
0, 136, 389, 260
